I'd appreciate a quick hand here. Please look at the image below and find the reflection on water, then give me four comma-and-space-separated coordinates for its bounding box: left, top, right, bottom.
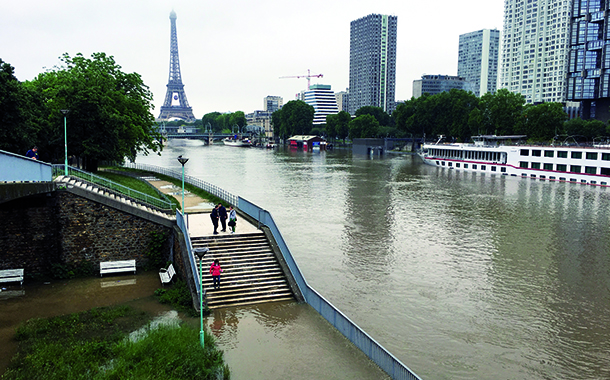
138, 145, 610, 380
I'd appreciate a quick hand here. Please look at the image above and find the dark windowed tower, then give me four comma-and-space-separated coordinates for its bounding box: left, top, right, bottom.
158, 10, 195, 122
566, 0, 610, 121
348, 14, 397, 115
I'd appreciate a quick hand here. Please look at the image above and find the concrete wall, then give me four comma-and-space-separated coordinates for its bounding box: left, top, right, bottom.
0, 190, 172, 279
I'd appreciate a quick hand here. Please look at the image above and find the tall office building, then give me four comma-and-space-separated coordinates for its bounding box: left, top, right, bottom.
566, 1, 610, 120
304, 84, 339, 125
335, 90, 349, 112
264, 96, 283, 112
500, 0, 571, 103
458, 29, 500, 97
349, 14, 397, 114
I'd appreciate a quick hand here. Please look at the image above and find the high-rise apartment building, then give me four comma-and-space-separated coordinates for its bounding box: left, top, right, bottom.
264, 96, 283, 112
566, 1, 610, 120
500, 0, 571, 103
349, 14, 397, 114
458, 29, 500, 97
335, 90, 349, 112
412, 75, 475, 98
304, 84, 339, 125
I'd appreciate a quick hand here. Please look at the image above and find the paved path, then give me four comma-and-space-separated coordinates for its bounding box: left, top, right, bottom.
142, 176, 259, 238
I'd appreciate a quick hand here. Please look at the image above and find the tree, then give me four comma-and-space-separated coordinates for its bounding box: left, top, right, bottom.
326, 114, 338, 141
523, 102, 567, 141
479, 89, 526, 136
271, 109, 282, 140
202, 112, 222, 132
349, 114, 380, 139
278, 100, 314, 138
355, 106, 392, 127
0, 59, 42, 156
229, 111, 247, 129
25, 53, 161, 171
336, 111, 351, 143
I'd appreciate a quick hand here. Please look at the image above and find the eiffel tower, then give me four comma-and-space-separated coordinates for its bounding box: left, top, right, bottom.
157, 10, 196, 122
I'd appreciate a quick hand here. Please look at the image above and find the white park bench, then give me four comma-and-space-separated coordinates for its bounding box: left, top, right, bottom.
100, 260, 136, 277
0, 268, 24, 286
159, 264, 176, 285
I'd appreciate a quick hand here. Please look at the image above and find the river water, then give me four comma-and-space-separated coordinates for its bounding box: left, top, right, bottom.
143, 142, 610, 380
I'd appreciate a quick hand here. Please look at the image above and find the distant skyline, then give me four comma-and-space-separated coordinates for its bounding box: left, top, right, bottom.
2, 0, 504, 117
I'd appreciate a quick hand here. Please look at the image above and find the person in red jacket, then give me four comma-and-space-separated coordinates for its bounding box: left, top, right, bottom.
209, 259, 223, 289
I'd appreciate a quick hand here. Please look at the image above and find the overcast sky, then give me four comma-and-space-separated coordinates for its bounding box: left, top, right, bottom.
3, 0, 504, 118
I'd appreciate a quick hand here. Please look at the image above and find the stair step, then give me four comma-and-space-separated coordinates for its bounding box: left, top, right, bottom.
207, 297, 295, 310
207, 292, 294, 307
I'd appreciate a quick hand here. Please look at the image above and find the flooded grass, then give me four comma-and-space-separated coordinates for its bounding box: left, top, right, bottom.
2, 305, 229, 380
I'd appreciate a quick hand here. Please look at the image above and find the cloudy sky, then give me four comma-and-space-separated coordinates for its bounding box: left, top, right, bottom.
3, 0, 504, 118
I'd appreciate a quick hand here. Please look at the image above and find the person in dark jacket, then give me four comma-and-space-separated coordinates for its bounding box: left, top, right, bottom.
210, 204, 220, 234
218, 203, 228, 232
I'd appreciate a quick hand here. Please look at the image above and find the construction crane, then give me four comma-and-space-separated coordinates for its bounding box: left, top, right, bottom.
279, 69, 323, 91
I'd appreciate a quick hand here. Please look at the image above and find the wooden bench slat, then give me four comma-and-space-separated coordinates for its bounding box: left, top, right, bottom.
100, 260, 136, 277
0, 268, 24, 285
159, 264, 176, 284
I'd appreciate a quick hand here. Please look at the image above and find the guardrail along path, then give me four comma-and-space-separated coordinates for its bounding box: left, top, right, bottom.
192, 232, 295, 309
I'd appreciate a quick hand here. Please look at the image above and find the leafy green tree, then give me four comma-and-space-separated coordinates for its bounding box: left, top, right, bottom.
349, 114, 380, 139
336, 111, 351, 143
278, 100, 314, 138
229, 111, 247, 129
202, 112, 222, 132
0, 59, 42, 156
271, 109, 282, 140
25, 53, 161, 171
565, 117, 607, 140
523, 102, 567, 141
355, 106, 392, 127
326, 114, 338, 141
479, 89, 526, 136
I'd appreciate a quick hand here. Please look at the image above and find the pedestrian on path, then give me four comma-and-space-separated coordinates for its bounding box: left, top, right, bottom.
210, 204, 220, 234
25, 146, 38, 160
209, 259, 223, 289
228, 206, 237, 234
218, 203, 228, 232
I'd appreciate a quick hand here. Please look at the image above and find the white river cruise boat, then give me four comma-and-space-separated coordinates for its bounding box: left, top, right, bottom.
419, 135, 610, 187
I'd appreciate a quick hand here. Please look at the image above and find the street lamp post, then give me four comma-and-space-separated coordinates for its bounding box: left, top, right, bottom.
194, 247, 209, 348
177, 155, 189, 213
61, 109, 70, 176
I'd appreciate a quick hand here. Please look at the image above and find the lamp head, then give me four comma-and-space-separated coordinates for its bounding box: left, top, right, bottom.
61, 109, 70, 115
177, 155, 189, 165
193, 247, 209, 259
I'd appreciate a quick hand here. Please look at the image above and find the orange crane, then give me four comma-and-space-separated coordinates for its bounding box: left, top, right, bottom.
279, 69, 323, 90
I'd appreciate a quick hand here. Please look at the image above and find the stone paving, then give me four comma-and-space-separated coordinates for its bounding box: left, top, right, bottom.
142, 176, 260, 238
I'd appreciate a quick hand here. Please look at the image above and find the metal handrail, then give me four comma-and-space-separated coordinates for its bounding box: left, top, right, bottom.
51, 165, 173, 210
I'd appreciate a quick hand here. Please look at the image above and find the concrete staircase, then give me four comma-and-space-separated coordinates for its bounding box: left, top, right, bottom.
54, 175, 174, 220
192, 232, 295, 309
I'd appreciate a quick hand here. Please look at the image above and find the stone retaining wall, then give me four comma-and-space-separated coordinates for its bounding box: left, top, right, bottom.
0, 190, 172, 279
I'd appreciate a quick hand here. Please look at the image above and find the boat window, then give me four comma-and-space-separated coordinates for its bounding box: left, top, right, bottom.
581, 180, 587, 184
550, 176, 556, 180
600, 168, 610, 175
520, 161, 529, 168
472, 164, 477, 169
544, 150, 554, 157
557, 164, 567, 172
557, 151, 568, 158
559, 177, 566, 181
591, 181, 597, 184
570, 178, 577, 182
456, 163, 460, 168
540, 175, 546, 179
491, 166, 497, 171
442, 161, 445, 166
544, 163, 553, 170
531, 162, 541, 169
532, 150, 541, 156
602, 153, 610, 161
585, 166, 597, 174
464, 164, 468, 168
501, 167, 507, 172
531, 174, 536, 178
571, 152, 582, 159
520, 149, 529, 156
481, 165, 486, 170
586, 152, 598, 160
448, 162, 452, 167
601, 181, 607, 185
570, 165, 581, 173
522, 173, 527, 177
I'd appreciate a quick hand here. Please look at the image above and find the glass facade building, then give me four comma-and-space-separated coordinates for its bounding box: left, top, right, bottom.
349, 14, 397, 114
264, 96, 283, 113
412, 75, 475, 98
458, 29, 500, 97
500, 0, 571, 103
566, 0, 610, 121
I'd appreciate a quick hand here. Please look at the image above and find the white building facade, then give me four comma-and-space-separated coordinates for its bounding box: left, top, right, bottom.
458, 29, 500, 97
303, 84, 339, 125
500, 0, 572, 103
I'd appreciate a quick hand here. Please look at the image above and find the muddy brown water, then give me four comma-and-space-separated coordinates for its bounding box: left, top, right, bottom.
0, 272, 388, 379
